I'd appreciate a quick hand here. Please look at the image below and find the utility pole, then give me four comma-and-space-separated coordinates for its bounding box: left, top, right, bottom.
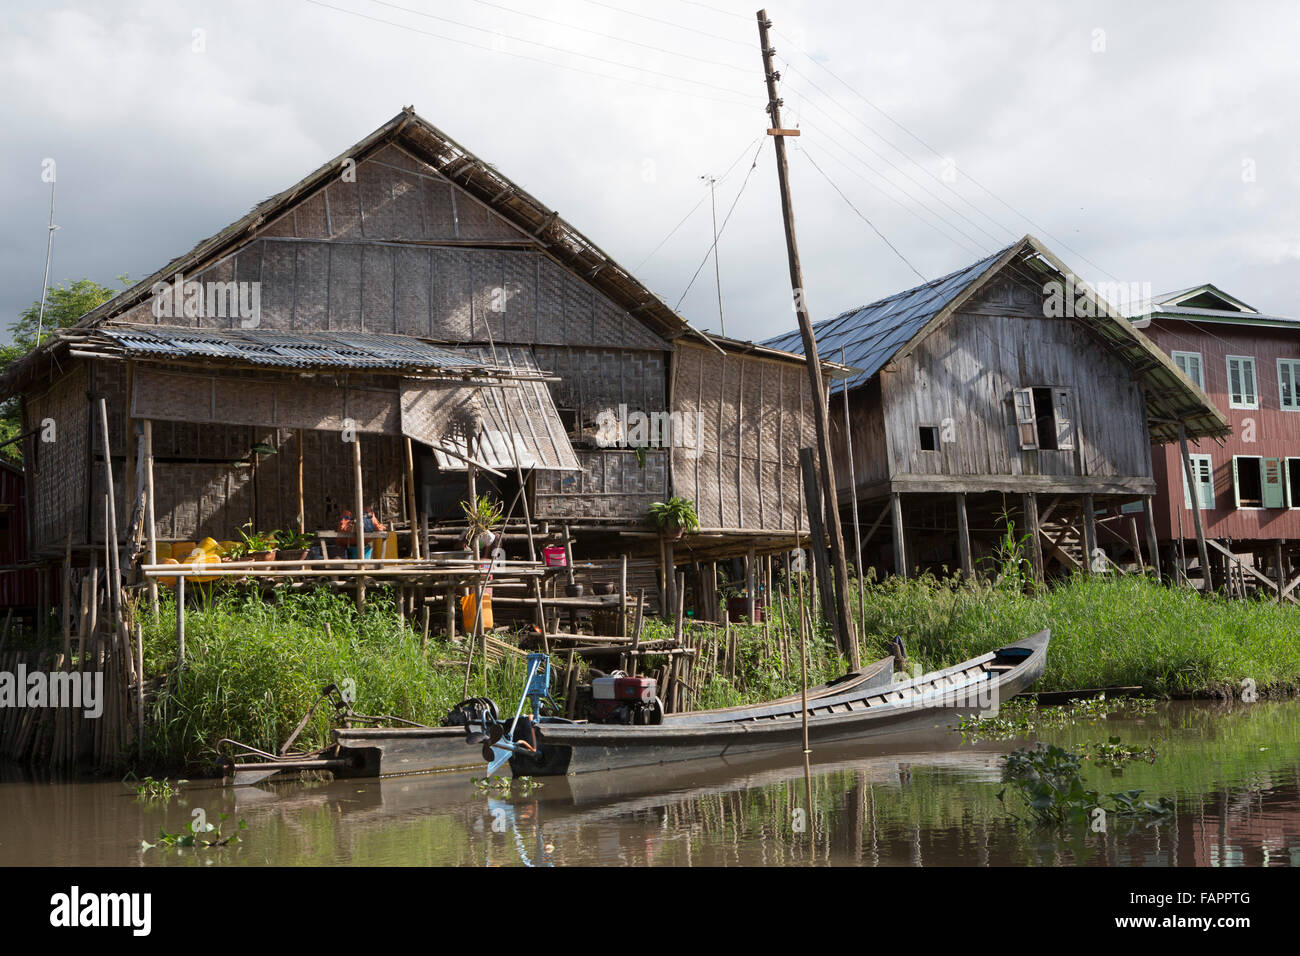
700, 173, 726, 335
756, 9, 858, 667
36, 175, 59, 347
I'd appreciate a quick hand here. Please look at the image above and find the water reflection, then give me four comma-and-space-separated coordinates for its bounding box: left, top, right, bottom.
1, 702, 1297, 866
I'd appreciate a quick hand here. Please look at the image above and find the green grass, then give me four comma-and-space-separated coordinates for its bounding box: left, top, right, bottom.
853, 573, 1300, 696
135, 573, 1300, 772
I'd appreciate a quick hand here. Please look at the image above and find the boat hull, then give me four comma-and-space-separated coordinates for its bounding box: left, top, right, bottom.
511, 630, 1050, 776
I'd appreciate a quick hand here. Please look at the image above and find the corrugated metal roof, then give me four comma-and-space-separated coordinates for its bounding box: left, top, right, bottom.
762, 245, 1013, 389
98, 325, 494, 372
425, 346, 582, 473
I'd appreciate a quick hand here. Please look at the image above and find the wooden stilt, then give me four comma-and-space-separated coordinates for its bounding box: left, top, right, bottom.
890, 491, 907, 580
1142, 495, 1162, 581
1022, 493, 1044, 584
404, 437, 420, 560
143, 419, 159, 619
1080, 494, 1098, 577
955, 492, 973, 581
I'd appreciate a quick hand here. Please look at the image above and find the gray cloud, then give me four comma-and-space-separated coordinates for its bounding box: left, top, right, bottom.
2, 0, 1296, 344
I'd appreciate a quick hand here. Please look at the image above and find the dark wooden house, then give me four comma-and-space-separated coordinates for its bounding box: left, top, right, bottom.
1130, 284, 1300, 587
1, 108, 830, 586
764, 236, 1228, 581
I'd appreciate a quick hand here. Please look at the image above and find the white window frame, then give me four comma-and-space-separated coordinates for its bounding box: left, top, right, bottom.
1171, 350, 1204, 389
1286, 458, 1300, 509
1278, 359, 1300, 412
1226, 355, 1258, 409
1182, 453, 1214, 511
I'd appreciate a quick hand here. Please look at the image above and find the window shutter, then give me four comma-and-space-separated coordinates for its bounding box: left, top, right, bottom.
1263, 458, 1285, 508
1198, 457, 1214, 510
1053, 388, 1074, 450
1232, 457, 1242, 509
1013, 388, 1037, 449
1288, 459, 1295, 509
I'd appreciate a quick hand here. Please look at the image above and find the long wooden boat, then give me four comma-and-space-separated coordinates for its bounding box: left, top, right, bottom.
504, 630, 1049, 776
320, 655, 895, 780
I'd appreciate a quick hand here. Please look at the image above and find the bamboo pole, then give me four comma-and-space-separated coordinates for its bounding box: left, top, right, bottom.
143, 419, 159, 619
404, 436, 420, 560
352, 430, 366, 611
297, 428, 306, 536
98, 399, 121, 623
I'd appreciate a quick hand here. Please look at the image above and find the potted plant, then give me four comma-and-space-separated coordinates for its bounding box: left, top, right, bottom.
460, 494, 504, 554
275, 529, 315, 568
234, 521, 278, 562
646, 496, 700, 540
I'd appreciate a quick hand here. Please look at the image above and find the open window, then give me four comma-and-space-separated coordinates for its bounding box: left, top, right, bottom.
1234, 455, 1284, 509
918, 425, 939, 452
1012, 387, 1073, 451
1287, 459, 1300, 508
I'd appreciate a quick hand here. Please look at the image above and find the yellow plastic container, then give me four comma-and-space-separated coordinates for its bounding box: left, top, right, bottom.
184, 549, 219, 584
170, 542, 197, 561
460, 590, 493, 632
158, 557, 180, 589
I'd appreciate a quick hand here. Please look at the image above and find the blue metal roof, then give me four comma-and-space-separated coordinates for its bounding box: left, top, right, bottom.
762, 245, 1012, 390
98, 325, 493, 372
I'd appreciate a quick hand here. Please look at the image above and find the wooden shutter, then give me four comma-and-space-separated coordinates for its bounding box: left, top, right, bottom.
1232, 457, 1242, 509
1013, 388, 1037, 449
1053, 388, 1074, 450
1185, 455, 1214, 510
1263, 458, 1285, 508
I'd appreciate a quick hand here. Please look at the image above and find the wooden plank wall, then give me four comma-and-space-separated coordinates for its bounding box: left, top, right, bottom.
880, 278, 1152, 485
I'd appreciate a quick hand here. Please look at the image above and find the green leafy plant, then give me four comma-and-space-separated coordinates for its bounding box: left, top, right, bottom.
141, 812, 246, 850
461, 495, 504, 545
989, 509, 1033, 591
275, 529, 315, 551
234, 520, 278, 555
998, 743, 1173, 827
129, 775, 188, 802
646, 496, 700, 536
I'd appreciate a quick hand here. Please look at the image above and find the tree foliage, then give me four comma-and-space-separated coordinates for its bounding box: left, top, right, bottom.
0, 276, 128, 463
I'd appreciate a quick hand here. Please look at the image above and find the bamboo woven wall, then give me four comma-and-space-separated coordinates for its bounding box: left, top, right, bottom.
670, 343, 812, 531
23, 362, 90, 552
534, 449, 668, 519
107, 145, 670, 353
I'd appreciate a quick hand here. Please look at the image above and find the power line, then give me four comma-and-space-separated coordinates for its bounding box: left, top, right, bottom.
675, 138, 766, 311
795, 117, 991, 256
575, 0, 753, 48
301, 0, 756, 108
797, 143, 928, 283
780, 60, 1019, 241
462, 0, 752, 73
773, 27, 1124, 282
367, 0, 758, 99
633, 134, 761, 271
780, 75, 1010, 249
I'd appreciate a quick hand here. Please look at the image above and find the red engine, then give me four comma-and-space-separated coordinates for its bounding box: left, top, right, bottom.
580, 673, 663, 725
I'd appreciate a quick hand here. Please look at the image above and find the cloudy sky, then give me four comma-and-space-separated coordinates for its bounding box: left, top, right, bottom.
2, 0, 1297, 345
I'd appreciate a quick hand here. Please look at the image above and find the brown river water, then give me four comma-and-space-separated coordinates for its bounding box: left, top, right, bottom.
1, 701, 1297, 866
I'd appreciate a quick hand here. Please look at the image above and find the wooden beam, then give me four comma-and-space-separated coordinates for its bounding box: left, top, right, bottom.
1022, 493, 1044, 584
890, 491, 907, 581
1142, 495, 1162, 581
955, 492, 973, 580
1081, 494, 1098, 576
